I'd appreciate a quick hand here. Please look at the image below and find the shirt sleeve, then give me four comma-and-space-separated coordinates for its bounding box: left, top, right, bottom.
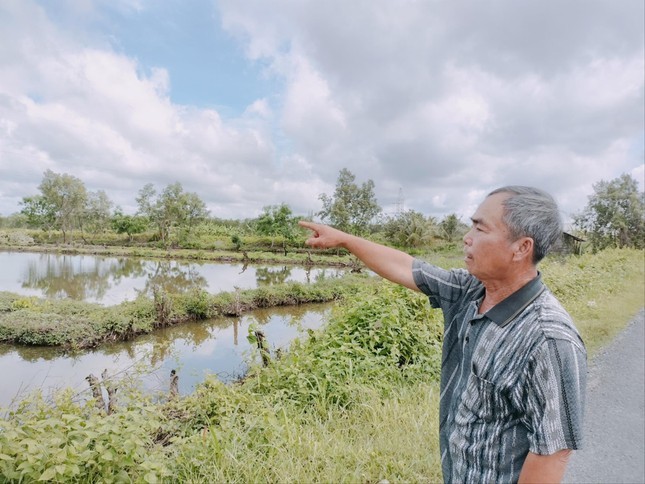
411, 259, 480, 312
521, 338, 587, 455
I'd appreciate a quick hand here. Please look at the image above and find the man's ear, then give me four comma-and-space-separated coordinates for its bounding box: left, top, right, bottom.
512, 237, 534, 262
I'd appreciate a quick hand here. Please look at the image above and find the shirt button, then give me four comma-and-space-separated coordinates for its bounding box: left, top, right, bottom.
465, 336, 470, 343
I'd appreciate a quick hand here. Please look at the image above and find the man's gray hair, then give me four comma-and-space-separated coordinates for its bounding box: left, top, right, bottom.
488, 186, 563, 264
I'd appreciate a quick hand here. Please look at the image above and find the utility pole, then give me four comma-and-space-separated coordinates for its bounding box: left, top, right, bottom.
395, 187, 404, 215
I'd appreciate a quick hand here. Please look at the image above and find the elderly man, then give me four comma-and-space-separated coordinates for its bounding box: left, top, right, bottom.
300, 186, 586, 483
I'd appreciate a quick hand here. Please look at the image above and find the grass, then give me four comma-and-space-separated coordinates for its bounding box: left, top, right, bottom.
172, 383, 442, 483
0, 241, 359, 268
0, 274, 378, 349
0, 227, 362, 268
541, 248, 645, 356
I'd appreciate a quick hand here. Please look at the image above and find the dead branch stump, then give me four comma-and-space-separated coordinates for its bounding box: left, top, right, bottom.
254, 330, 271, 367
85, 374, 106, 412
101, 369, 118, 414
169, 369, 179, 399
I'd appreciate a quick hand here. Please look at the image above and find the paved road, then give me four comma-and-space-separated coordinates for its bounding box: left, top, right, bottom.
564, 309, 645, 484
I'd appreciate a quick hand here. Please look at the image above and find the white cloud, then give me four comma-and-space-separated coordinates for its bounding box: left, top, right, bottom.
282, 55, 347, 151
218, 0, 644, 218
244, 99, 271, 119
0, 0, 643, 222
0, 0, 324, 217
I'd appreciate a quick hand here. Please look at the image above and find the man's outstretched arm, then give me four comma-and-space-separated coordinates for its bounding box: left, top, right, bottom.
299, 221, 418, 291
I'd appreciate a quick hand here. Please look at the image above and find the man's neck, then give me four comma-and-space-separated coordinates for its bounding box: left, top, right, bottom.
479, 267, 538, 314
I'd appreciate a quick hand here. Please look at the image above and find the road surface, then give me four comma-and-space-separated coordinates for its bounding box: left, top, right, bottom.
564, 309, 645, 484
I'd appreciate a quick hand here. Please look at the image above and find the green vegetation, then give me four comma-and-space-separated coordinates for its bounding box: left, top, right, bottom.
318, 168, 381, 235
111, 209, 148, 241
20, 170, 89, 243
0, 167, 487, 261
440, 213, 468, 243
0, 249, 642, 482
381, 210, 439, 248
0, 283, 444, 483
0, 274, 375, 349
135, 182, 209, 245
0, 229, 316, 258
574, 173, 645, 251
5, 169, 644, 258
255, 204, 301, 254
540, 248, 644, 356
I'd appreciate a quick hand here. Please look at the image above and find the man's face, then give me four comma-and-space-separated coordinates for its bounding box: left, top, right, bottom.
463, 192, 517, 281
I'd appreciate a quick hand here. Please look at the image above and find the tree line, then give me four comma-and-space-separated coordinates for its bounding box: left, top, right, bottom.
1, 169, 643, 252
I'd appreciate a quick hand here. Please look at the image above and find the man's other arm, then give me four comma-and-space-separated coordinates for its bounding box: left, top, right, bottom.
519, 449, 572, 483
299, 221, 418, 291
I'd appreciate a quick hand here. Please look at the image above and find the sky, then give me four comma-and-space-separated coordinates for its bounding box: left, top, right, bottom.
0, 0, 643, 223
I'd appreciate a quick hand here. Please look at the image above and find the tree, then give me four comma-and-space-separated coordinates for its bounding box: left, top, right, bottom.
136, 183, 158, 224
20, 195, 57, 232
574, 173, 645, 250
181, 191, 209, 234
82, 190, 113, 234
255, 203, 300, 253
382, 210, 438, 248
111, 208, 148, 242
318, 168, 381, 234
136, 182, 209, 245
440, 213, 468, 243
27, 170, 88, 243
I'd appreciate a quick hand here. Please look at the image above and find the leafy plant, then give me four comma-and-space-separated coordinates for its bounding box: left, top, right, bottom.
574, 173, 645, 250
0, 392, 172, 482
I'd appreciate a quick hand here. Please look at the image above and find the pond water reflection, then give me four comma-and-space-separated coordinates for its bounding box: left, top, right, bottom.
0, 251, 346, 305
0, 303, 332, 409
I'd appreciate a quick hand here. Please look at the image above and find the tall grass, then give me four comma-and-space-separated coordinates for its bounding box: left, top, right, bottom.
172, 383, 442, 483
541, 248, 644, 356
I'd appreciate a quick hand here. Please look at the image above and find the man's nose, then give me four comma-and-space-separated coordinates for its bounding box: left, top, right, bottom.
463, 230, 472, 245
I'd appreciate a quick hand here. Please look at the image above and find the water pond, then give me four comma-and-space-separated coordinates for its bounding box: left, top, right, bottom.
0, 250, 344, 408
0, 250, 345, 305
0, 303, 330, 409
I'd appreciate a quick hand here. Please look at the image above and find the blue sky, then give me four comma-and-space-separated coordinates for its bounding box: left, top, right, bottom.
0, 0, 643, 221
41, 0, 273, 113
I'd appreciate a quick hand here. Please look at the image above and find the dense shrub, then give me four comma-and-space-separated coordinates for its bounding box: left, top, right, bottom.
241, 282, 443, 409
0, 392, 172, 482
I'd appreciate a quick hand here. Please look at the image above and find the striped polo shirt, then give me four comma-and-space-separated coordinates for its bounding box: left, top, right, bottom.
412, 259, 586, 484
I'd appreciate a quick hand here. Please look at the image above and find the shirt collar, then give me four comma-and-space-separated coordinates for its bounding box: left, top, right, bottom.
484, 273, 545, 328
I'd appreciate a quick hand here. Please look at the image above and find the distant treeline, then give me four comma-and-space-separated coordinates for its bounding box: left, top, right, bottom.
2, 169, 643, 252
0, 168, 469, 251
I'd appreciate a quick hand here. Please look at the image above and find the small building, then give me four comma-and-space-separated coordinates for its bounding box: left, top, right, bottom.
553, 231, 585, 256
